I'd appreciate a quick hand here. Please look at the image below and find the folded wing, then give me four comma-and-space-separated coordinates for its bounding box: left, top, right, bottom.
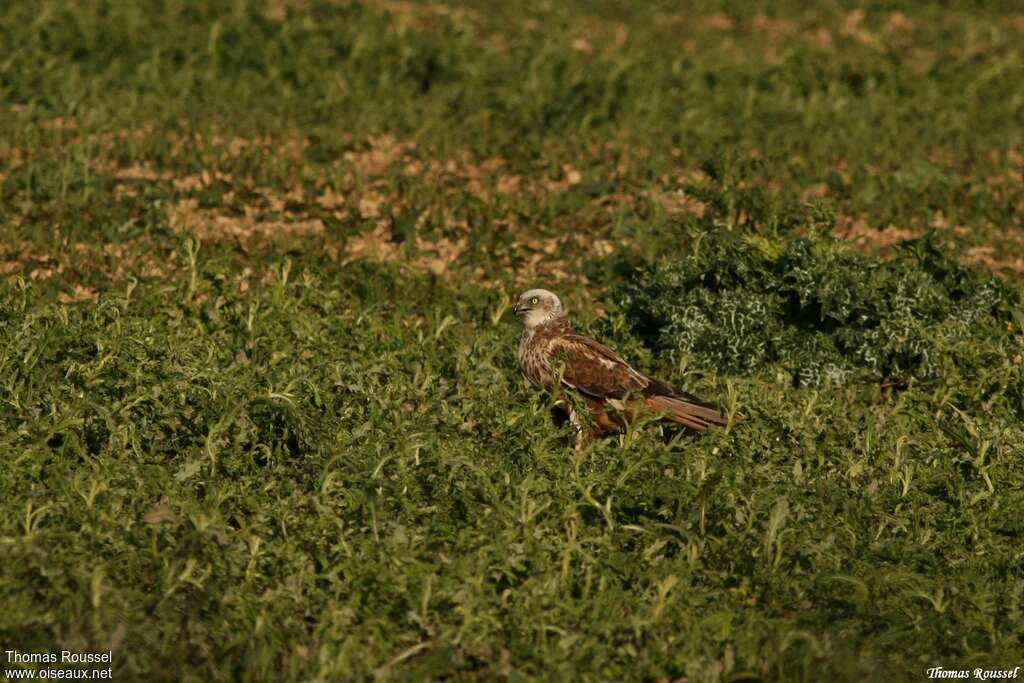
549, 334, 728, 430
549, 334, 648, 398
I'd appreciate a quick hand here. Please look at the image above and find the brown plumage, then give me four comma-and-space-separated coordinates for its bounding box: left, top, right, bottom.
514, 288, 729, 449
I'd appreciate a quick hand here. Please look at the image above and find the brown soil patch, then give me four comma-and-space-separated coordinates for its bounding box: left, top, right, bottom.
962, 247, 1024, 275
58, 285, 99, 304
802, 183, 830, 199
752, 14, 800, 42
834, 213, 1024, 278
341, 223, 400, 262
338, 221, 470, 278
701, 13, 735, 31
652, 190, 707, 218
38, 117, 78, 131
166, 198, 324, 243
0, 243, 64, 280
839, 10, 874, 45
834, 215, 917, 250
345, 136, 414, 179
413, 235, 469, 275
0, 147, 25, 181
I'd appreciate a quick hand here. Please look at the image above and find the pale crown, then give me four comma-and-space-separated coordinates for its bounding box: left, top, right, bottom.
513, 288, 564, 329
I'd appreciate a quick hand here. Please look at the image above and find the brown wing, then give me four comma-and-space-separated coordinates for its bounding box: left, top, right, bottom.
548, 334, 650, 399
564, 335, 721, 410
548, 331, 730, 429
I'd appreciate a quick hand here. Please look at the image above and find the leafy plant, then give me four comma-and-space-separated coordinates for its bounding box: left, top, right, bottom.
611, 230, 1022, 387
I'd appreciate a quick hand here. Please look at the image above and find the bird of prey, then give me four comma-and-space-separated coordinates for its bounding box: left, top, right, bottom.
514, 288, 729, 449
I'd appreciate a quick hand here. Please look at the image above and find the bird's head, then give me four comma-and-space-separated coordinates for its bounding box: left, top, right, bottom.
513, 288, 564, 329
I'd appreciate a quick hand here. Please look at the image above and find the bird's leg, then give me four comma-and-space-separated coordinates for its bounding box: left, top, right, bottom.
573, 431, 591, 452
567, 404, 589, 451
551, 399, 587, 450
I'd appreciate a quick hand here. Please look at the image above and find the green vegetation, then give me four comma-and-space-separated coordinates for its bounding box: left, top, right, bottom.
611, 228, 1023, 387
2, 1, 1023, 680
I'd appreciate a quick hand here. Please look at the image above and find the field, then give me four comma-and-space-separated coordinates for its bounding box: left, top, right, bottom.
2, 1, 1023, 680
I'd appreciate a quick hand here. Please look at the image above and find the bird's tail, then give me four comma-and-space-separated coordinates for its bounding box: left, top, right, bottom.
645, 395, 730, 431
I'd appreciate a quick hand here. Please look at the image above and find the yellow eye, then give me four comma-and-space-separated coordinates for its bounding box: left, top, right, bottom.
531, 297, 539, 305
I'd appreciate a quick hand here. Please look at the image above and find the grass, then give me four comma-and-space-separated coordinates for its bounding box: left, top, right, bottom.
2, 1, 1023, 680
